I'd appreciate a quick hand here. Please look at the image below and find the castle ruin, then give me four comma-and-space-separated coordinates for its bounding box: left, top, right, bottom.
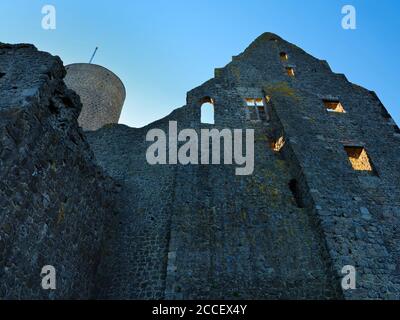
1, 33, 400, 300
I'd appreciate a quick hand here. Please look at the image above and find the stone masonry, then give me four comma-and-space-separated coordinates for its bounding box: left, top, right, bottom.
1, 33, 400, 299
0, 43, 117, 299
64, 63, 125, 131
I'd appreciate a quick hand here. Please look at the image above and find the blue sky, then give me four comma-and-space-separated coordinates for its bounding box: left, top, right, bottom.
1, 0, 399, 128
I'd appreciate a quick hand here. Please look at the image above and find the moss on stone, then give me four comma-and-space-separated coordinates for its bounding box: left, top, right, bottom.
264, 82, 302, 102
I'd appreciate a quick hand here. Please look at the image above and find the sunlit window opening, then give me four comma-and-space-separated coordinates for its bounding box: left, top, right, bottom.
271, 136, 285, 152
255, 98, 264, 106
286, 67, 295, 77
324, 100, 346, 113
280, 52, 288, 61
246, 98, 266, 121
245, 98, 256, 106
344, 146, 374, 172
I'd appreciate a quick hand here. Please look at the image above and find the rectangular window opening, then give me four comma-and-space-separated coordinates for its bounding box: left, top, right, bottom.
246, 98, 266, 121
286, 67, 295, 77
323, 100, 346, 113
255, 98, 264, 106
280, 52, 288, 61
245, 98, 256, 107
344, 146, 375, 173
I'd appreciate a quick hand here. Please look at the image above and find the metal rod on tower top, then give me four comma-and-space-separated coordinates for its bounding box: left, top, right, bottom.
89, 47, 98, 64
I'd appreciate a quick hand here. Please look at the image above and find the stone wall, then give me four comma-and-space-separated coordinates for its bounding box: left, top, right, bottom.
87, 123, 177, 299
87, 33, 400, 299
1, 31, 399, 300
0, 44, 116, 299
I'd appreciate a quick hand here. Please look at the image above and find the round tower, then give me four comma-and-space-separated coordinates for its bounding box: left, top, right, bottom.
64, 63, 126, 131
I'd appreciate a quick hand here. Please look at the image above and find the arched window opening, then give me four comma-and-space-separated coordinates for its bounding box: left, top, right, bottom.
200, 97, 215, 124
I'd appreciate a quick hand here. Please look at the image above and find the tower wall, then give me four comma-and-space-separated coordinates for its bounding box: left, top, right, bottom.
64, 63, 125, 131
